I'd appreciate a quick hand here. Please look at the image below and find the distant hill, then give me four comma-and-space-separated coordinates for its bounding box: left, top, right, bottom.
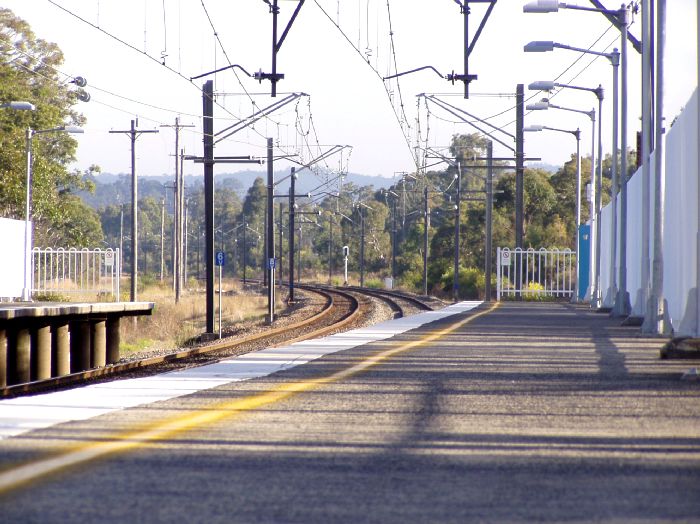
78, 170, 396, 210
527, 162, 560, 174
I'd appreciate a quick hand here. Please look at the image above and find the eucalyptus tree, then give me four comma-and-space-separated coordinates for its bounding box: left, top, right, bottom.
0, 8, 101, 246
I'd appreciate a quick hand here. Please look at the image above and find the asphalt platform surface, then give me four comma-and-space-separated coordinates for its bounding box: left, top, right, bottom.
0, 301, 698, 523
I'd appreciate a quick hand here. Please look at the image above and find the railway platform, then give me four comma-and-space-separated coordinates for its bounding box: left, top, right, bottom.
0, 301, 154, 388
0, 300, 698, 522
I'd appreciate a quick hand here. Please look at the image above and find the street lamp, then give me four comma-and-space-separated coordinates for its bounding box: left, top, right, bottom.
524, 124, 581, 298
525, 45, 620, 309
523, 0, 631, 316
526, 99, 597, 303
528, 80, 604, 306
22, 125, 84, 301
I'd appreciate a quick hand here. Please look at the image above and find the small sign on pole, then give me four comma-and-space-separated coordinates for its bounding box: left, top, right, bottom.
216, 251, 225, 267
104, 250, 115, 267
500, 250, 511, 266
268, 257, 276, 270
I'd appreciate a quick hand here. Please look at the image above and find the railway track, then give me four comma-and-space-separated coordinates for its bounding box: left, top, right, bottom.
344, 286, 435, 317
1, 285, 437, 398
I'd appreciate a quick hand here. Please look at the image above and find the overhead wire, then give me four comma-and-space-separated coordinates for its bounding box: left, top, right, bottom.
45, 0, 323, 163
44, 0, 277, 150
313, 0, 416, 171
483, 24, 617, 128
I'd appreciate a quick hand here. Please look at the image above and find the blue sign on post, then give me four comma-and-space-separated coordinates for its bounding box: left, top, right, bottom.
577, 224, 590, 301
215, 251, 225, 267
268, 257, 276, 270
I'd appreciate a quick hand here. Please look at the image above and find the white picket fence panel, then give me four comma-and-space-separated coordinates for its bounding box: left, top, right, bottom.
497, 247, 576, 300
32, 248, 121, 300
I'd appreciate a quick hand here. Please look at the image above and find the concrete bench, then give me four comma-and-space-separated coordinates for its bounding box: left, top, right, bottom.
0, 302, 154, 388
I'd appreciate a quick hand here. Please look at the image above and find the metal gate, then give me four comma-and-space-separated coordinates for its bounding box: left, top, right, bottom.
496, 247, 575, 300
32, 247, 121, 300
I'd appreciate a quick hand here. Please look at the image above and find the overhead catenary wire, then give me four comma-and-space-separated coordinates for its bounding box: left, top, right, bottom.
44, 0, 284, 148
313, 0, 417, 171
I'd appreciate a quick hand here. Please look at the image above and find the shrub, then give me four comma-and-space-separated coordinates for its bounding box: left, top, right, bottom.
364, 277, 384, 289
440, 266, 483, 299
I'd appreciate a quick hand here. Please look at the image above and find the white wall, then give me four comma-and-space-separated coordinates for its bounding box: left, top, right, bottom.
597, 88, 699, 335
663, 88, 699, 334
0, 218, 30, 299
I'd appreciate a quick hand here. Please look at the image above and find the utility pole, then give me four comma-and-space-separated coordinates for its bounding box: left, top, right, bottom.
613, 5, 632, 317
242, 223, 248, 284
203, 80, 215, 334
328, 213, 333, 285
160, 197, 165, 282
184, 199, 188, 284
109, 119, 159, 302
279, 202, 284, 288
119, 204, 124, 279
360, 207, 365, 287
515, 84, 525, 299
485, 141, 494, 301
297, 224, 302, 285
160, 118, 194, 303
453, 161, 462, 301
266, 137, 275, 324
423, 184, 430, 296
288, 167, 297, 302
515, 84, 524, 248
392, 198, 398, 285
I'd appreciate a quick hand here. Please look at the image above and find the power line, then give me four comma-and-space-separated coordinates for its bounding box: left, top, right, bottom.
313, 0, 416, 170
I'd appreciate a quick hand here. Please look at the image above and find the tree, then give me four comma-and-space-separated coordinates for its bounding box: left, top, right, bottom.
238, 177, 266, 277
494, 168, 559, 248
0, 8, 101, 247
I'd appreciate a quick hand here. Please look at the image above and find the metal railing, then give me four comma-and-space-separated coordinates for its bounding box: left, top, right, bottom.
497, 247, 575, 300
32, 247, 121, 300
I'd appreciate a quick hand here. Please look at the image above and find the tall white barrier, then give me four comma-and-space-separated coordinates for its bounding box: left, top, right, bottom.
663, 89, 698, 334
598, 88, 699, 335
0, 218, 29, 300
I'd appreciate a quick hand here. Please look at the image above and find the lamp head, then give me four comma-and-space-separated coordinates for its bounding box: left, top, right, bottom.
3, 101, 36, 110
524, 41, 555, 53
523, 0, 560, 13
528, 80, 556, 91
526, 100, 550, 111
523, 125, 544, 132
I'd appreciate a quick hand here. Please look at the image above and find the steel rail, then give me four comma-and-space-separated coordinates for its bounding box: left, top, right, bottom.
345, 286, 435, 313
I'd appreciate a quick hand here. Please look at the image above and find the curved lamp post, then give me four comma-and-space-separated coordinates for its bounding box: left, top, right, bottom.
526, 99, 597, 303
525, 44, 620, 309
523, 0, 631, 316
528, 80, 604, 307
524, 124, 581, 299
22, 125, 84, 301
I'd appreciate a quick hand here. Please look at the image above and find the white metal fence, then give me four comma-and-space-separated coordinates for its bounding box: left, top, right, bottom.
32, 248, 121, 300
496, 247, 576, 300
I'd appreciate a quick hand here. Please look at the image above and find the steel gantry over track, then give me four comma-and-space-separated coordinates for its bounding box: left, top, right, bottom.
189, 83, 307, 335
190, 1, 306, 98
383, 1, 497, 98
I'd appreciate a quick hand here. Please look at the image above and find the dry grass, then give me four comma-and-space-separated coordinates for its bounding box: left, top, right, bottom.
120, 279, 271, 355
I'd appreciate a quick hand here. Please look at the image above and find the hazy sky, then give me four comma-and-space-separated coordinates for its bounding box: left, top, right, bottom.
4, 0, 697, 180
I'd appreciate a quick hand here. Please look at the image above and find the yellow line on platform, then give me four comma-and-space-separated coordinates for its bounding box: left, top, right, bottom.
0, 302, 499, 493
